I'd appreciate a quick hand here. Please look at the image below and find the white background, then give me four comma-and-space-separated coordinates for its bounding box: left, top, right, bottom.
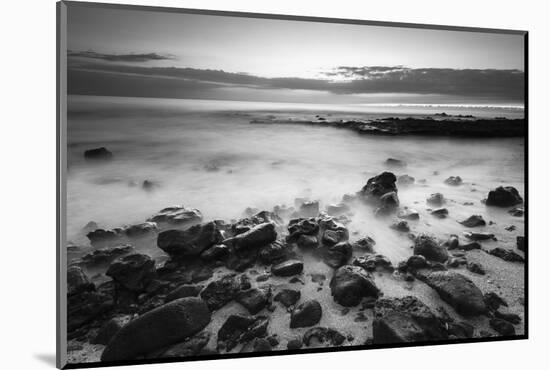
1, 0, 546, 368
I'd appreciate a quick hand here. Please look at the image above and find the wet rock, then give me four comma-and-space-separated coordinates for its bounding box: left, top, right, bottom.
157, 222, 223, 258
84, 147, 113, 160
373, 296, 447, 344
467, 262, 486, 275
485, 186, 523, 207
200, 244, 230, 261
299, 201, 320, 217
418, 271, 487, 316
459, 242, 482, 251
398, 208, 419, 220
323, 242, 352, 268
81, 244, 134, 267
101, 297, 211, 361
165, 285, 203, 302
157, 331, 211, 358
406, 255, 428, 270
200, 274, 242, 310
390, 220, 410, 232
385, 158, 406, 167
508, 207, 524, 217
413, 234, 449, 263
67, 266, 95, 296
236, 288, 270, 315
290, 300, 322, 328
353, 254, 393, 272
68, 290, 113, 332
217, 315, 269, 351
488, 248, 524, 262
489, 318, 516, 336
443, 235, 460, 250
303, 327, 345, 347
517, 236, 525, 251
326, 203, 350, 216
464, 232, 496, 241
330, 265, 380, 307
430, 208, 449, 219
375, 192, 400, 216
287, 339, 303, 350
106, 253, 156, 292
397, 174, 415, 186
287, 218, 319, 242
459, 215, 486, 228
359, 172, 398, 203
274, 289, 301, 307
296, 234, 319, 249
484, 292, 508, 311
444, 176, 463, 186
352, 236, 376, 252
322, 229, 347, 246
124, 222, 158, 237
91, 315, 131, 345
447, 257, 466, 268
148, 206, 203, 225
224, 222, 277, 251
86, 228, 122, 244
427, 193, 445, 207
258, 239, 288, 264
271, 259, 303, 276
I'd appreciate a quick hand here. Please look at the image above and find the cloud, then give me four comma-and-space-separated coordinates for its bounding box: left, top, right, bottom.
67, 58, 524, 102
68, 50, 175, 62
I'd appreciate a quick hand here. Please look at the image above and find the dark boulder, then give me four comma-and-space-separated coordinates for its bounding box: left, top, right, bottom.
157, 222, 223, 258
91, 315, 132, 345
418, 271, 487, 316
84, 147, 113, 160
508, 207, 524, 217
459, 215, 486, 227
217, 315, 269, 351
430, 208, 449, 219
413, 234, 449, 263
464, 232, 496, 241
443, 235, 460, 250
124, 222, 158, 237
200, 244, 230, 261
200, 274, 242, 311
390, 220, 410, 232
330, 265, 380, 307
67, 266, 95, 296
444, 176, 463, 186
296, 234, 319, 249
303, 327, 345, 347
447, 321, 474, 339
359, 172, 398, 202
488, 248, 524, 262
352, 236, 376, 252
467, 262, 486, 275
494, 309, 521, 325
385, 158, 406, 167
353, 254, 393, 272
274, 289, 301, 307
86, 228, 121, 244
101, 297, 211, 361
375, 191, 400, 216
271, 259, 303, 277
81, 244, 134, 267
106, 253, 156, 292
236, 288, 270, 315
258, 239, 288, 264
484, 292, 508, 311
406, 255, 428, 270
290, 300, 322, 328
157, 331, 211, 358
459, 242, 482, 251
485, 186, 523, 207
373, 296, 447, 344
148, 206, 203, 225
287, 218, 319, 242
224, 222, 277, 251
489, 318, 516, 336
68, 290, 113, 332
323, 242, 352, 268
287, 339, 303, 350
165, 285, 203, 302
427, 193, 445, 207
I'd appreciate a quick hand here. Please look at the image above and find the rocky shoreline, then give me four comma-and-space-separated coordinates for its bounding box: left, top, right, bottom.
250, 115, 525, 137
66, 167, 525, 364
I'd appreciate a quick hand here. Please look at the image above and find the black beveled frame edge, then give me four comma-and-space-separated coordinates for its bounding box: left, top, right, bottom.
56, 1, 529, 369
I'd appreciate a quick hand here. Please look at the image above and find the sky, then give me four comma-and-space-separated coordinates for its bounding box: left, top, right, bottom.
66, 4, 525, 105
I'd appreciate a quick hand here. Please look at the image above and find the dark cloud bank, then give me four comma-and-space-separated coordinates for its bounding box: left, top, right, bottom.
68, 51, 524, 102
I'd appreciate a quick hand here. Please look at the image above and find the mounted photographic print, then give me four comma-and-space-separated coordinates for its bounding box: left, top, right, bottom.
56, 1, 528, 368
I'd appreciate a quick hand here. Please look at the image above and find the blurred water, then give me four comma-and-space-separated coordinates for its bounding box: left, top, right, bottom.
66, 95, 525, 262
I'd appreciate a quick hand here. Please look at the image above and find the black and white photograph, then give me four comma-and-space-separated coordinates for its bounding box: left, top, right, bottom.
60, 1, 526, 367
